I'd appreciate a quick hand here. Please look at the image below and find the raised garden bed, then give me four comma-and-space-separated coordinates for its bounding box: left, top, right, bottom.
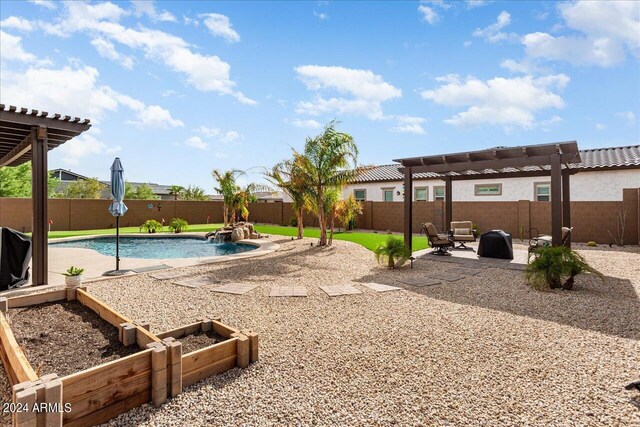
0, 288, 258, 427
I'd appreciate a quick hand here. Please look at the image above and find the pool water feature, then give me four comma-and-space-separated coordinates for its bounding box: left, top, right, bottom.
50, 236, 257, 259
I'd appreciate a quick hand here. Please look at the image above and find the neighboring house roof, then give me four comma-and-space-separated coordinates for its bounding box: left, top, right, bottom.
351, 145, 640, 183
50, 168, 93, 181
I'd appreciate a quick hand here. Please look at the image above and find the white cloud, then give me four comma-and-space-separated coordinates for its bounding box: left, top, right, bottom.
615, 111, 636, 125
467, 0, 491, 9
27, 0, 56, 10
313, 11, 329, 21
522, 1, 640, 66
499, 58, 546, 74
595, 123, 606, 130
0, 16, 36, 32
90, 37, 134, 69
200, 13, 240, 42
390, 116, 426, 135
538, 115, 563, 131
421, 73, 569, 129
196, 126, 220, 138
0, 30, 38, 63
294, 65, 401, 120
220, 130, 241, 144
56, 133, 120, 165
132, 1, 176, 22
472, 11, 517, 43
185, 136, 208, 150
287, 119, 322, 129
418, 1, 450, 25
0, 64, 182, 129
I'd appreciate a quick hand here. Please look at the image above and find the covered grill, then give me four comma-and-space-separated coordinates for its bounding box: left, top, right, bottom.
477, 230, 514, 260
0, 227, 32, 290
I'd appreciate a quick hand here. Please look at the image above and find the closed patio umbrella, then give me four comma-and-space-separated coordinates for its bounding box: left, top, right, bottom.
104, 158, 129, 276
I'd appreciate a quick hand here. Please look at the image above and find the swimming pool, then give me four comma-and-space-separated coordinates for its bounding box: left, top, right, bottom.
50, 236, 257, 259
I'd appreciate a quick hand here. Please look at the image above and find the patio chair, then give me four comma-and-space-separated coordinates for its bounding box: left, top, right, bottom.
422, 222, 454, 256
527, 227, 573, 262
450, 220, 476, 250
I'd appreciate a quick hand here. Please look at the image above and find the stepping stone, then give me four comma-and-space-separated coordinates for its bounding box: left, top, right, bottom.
319, 284, 362, 297
430, 272, 467, 282
270, 286, 307, 297
448, 267, 481, 276
397, 276, 441, 287
151, 270, 189, 280
133, 264, 171, 273
172, 276, 219, 288
211, 283, 259, 295
361, 283, 402, 292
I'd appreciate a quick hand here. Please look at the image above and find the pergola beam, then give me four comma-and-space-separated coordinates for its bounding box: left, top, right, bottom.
0, 133, 33, 167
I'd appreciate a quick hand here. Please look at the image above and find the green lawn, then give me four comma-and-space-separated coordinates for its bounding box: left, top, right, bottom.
46, 223, 428, 252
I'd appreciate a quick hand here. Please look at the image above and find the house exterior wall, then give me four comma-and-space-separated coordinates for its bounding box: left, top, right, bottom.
340, 169, 639, 202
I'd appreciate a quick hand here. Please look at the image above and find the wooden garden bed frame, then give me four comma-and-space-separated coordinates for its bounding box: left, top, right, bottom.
0, 288, 258, 427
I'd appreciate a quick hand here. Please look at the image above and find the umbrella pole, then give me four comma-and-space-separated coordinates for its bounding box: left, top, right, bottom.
116, 216, 120, 271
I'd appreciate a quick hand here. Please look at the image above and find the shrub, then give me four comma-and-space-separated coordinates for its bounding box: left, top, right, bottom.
289, 216, 298, 227
140, 219, 163, 233
471, 224, 481, 238
335, 194, 363, 231
586, 241, 597, 247
168, 218, 188, 233
374, 236, 411, 269
525, 246, 603, 290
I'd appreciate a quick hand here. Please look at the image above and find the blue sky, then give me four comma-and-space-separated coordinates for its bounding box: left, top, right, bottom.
1, 0, 638, 189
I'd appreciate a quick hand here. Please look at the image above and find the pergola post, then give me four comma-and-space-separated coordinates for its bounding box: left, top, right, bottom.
562, 169, 571, 247
550, 153, 562, 246
444, 176, 452, 233
31, 126, 48, 285
403, 167, 413, 252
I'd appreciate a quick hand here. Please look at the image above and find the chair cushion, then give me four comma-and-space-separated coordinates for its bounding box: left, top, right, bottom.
453, 227, 471, 236
453, 235, 475, 242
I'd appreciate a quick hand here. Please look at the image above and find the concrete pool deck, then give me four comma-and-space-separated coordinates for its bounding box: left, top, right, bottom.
3, 233, 280, 290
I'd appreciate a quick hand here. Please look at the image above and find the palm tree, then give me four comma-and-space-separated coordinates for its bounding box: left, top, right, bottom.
231, 182, 274, 222
266, 156, 310, 239
297, 122, 358, 246
182, 185, 208, 201
168, 185, 184, 201
212, 169, 242, 226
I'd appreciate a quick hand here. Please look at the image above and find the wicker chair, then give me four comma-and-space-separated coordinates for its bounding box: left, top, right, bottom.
422, 222, 454, 255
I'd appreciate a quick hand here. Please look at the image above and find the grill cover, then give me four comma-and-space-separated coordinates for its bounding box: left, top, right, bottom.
477, 230, 513, 260
0, 227, 32, 290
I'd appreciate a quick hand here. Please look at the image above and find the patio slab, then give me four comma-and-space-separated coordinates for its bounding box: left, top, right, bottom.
397, 277, 442, 287
361, 283, 402, 292
150, 270, 190, 280
319, 284, 362, 296
211, 283, 259, 295
429, 272, 467, 282
172, 276, 220, 288
270, 286, 308, 297
133, 264, 172, 273
447, 267, 482, 276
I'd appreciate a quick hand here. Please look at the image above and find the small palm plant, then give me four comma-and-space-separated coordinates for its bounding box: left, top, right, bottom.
525, 246, 603, 290
63, 266, 84, 277
374, 236, 411, 269
63, 266, 84, 288
139, 219, 163, 233
168, 218, 188, 233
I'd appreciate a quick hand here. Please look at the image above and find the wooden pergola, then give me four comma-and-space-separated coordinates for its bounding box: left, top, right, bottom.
0, 104, 91, 286
393, 141, 581, 252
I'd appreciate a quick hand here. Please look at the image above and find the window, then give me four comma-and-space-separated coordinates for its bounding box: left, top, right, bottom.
354, 189, 366, 201
534, 182, 551, 201
474, 183, 502, 196
434, 186, 445, 201
383, 188, 394, 202
414, 187, 428, 201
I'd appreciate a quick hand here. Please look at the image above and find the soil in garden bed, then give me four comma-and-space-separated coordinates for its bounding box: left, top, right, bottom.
8, 301, 140, 378
178, 330, 226, 354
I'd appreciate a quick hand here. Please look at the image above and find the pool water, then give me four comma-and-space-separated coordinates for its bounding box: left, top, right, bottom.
50, 237, 257, 259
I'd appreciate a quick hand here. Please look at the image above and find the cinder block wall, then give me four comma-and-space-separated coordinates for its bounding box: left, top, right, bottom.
1, 188, 639, 244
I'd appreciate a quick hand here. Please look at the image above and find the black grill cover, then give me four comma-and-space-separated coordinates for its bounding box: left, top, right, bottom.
477, 230, 513, 260
0, 227, 32, 290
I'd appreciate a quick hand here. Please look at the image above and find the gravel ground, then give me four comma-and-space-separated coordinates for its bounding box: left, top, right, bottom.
8, 301, 139, 378
2, 237, 639, 426
0, 365, 10, 426
178, 331, 226, 354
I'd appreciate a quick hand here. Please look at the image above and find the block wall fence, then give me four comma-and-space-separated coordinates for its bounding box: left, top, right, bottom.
0, 188, 638, 245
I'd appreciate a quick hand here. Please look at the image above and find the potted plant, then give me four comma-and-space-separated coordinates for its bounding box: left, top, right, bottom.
168, 218, 188, 233
525, 246, 603, 290
374, 236, 411, 269
139, 219, 163, 233
63, 266, 84, 288
471, 224, 481, 238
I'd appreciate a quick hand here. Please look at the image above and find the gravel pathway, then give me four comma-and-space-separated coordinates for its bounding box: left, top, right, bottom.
3, 237, 639, 426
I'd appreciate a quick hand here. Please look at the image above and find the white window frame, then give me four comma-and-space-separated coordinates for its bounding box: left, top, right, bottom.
414, 187, 428, 201
534, 182, 551, 202
434, 186, 445, 201
354, 189, 367, 202
474, 183, 502, 196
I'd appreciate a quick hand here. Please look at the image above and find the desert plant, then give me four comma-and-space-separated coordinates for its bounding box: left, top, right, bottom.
586, 241, 597, 247
374, 236, 411, 269
335, 194, 363, 231
168, 218, 188, 233
62, 266, 84, 276
525, 246, 603, 290
607, 210, 627, 246
139, 219, 163, 233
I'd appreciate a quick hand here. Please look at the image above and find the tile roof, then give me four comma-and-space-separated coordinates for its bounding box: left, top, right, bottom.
351, 145, 640, 183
